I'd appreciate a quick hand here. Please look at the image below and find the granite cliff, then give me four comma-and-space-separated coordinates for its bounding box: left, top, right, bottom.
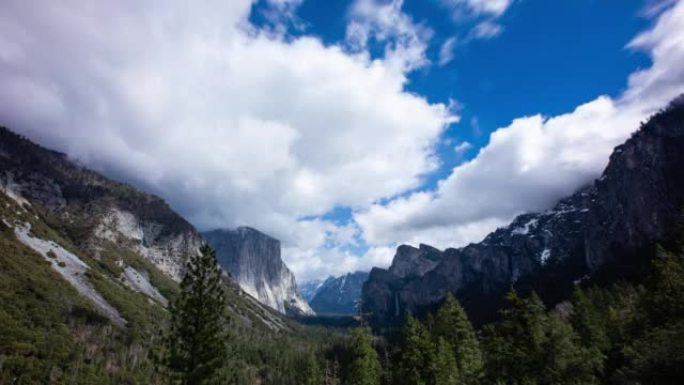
363, 96, 684, 325
203, 227, 314, 316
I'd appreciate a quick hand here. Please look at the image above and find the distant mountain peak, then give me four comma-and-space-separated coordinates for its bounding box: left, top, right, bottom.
203, 227, 314, 316
308, 271, 369, 315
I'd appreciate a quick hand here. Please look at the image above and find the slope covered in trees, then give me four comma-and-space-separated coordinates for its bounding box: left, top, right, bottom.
344, 242, 684, 385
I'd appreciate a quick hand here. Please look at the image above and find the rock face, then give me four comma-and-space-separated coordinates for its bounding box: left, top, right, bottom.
389, 244, 443, 278
363, 97, 684, 325
0, 128, 203, 282
300, 279, 326, 302
309, 271, 369, 315
203, 227, 315, 316
0, 127, 295, 333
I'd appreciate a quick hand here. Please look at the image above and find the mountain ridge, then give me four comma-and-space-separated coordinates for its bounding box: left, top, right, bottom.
362, 96, 684, 325
308, 271, 369, 315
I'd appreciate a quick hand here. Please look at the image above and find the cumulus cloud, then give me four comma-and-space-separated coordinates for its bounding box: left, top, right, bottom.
2, 0, 683, 283
442, 0, 513, 18
346, 0, 433, 72
440, 0, 512, 41
454, 141, 473, 156
469, 21, 503, 39
0, 0, 456, 280
438, 36, 458, 66
355, 1, 684, 251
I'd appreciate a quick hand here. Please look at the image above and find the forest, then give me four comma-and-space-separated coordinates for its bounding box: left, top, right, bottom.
155, 240, 684, 385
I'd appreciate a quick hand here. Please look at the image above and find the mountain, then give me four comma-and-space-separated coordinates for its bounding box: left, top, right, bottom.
308, 271, 369, 315
0, 127, 295, 381
300, 278, 326, 302
363, 96, 684, 325
203, 227, 315, 316
0, 129, 204, 283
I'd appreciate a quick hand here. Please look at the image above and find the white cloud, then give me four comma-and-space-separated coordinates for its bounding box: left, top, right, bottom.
2, 0, 682, 282
641, 0, 678, 17
346, 0, 433, 72
438, 36, 458, 66
470, 21, 503, 39
442, 0, 513, 18
454, 141, 473, 155
0, 0, 456, 280
355, 1, 684, 251
440, 0, 512, 41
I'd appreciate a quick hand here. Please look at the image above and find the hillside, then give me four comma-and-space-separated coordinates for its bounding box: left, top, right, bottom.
363, 96, 684, 325
0, 128, 328, 383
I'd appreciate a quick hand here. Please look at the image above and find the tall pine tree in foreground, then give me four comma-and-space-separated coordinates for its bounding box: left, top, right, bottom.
398, 314, 435, 385
162, 245, 228, 385
348, 327, 381, 385
433, 337, 459, 385
434, 294, 483, 384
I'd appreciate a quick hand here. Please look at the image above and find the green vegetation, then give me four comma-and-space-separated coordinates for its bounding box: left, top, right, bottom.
2, 179, 684, 385
160, 245, 228, 384
348, 327, 381, 385
433, 294, 482, 384
0, 190, 354, 384
357, 245, 684, 385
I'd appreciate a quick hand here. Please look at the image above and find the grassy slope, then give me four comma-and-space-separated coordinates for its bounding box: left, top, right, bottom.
0, 189, 350, 384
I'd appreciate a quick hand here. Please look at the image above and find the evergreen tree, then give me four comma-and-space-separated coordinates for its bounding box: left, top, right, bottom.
433, 294, 483, 384
300, 349, 322, 385
619, 249, 684, 384
482, 291, 601, 385
540, 315, 602, 385
161, 245, 228, 385
348, 327, 381, 385
482, 291, 547, 385
433, 337, 459, 385
570, 287, 609, 352
644, 246, 684, 324
398, 314, 435, 385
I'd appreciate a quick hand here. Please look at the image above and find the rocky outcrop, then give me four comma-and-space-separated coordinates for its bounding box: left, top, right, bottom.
388, 244, 443, 278
0, 128, 203, 281
309, 271, 369, 315
363, 97, 684, 325
203, 227, 314, 316
300, 279, 326, 302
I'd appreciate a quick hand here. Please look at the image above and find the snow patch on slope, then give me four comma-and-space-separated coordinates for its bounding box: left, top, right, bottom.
122, 266, 167, 306
95, 208, 200, 281
512, 218, 538, 235
0, 179, 30, 207
13, 223, 126, 327
540, 248, 551, 264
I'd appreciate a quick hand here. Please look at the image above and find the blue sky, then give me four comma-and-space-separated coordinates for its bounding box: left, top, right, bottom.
252, 0, 653, 248
284, 0, 651, 183
2, 0, 683, 281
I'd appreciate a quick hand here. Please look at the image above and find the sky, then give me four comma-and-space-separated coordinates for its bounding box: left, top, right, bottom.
1, 0, 683, 282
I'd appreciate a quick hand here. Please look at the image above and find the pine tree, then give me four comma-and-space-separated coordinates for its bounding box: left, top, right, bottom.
398, 314, 435, 385
482, 291, 548, 385
540, 314, 602, 385
570, 287, 609, 352
482, 291, 601, 385
300, 349, 322, 385
433, 294, 483, 384
621, 249, 684, 383
348, 327, 381, 385
161, 245, 228, 385
433, 337, 459, 385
